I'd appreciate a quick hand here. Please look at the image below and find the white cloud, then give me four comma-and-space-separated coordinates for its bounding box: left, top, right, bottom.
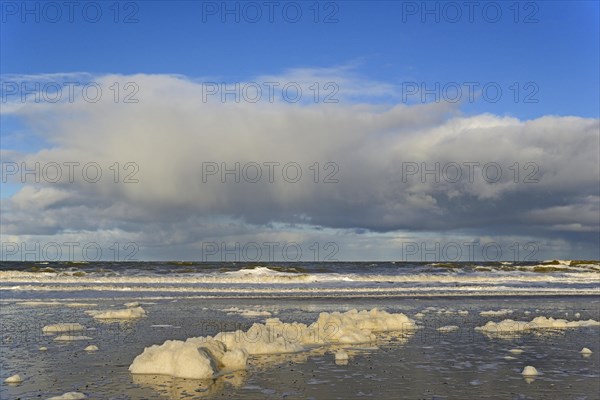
1, 72, 598, 259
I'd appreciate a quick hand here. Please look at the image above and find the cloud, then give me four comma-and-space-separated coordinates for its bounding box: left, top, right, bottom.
1, 71, 598, 259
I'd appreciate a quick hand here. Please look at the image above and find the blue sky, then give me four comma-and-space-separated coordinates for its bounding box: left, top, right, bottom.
1, 1, 599, 261
2, 1, 598, 118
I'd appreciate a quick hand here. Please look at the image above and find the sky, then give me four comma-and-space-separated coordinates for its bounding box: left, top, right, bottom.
0, 1, 599, 261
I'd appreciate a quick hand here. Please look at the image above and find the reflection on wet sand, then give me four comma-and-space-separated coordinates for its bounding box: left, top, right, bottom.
132, 370, 248, 399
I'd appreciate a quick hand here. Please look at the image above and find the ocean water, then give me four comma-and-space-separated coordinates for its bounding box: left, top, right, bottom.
1, 261, 599, 399
1, 260, 599, 300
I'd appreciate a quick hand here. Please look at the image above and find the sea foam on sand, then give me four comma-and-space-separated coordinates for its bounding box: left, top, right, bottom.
335, 350, 349, 361
4, 374, 22, 383
221, 307, 273, 318
46, 392, 87, 400
42, 323, 85, 334
17, 301, 96, 308
129, 339, 248, 379
87, 306, 146, 320
54, 335, 92, 341
521, 366, 539, 376
437, 325, 459, 332
130, 308, 415, 379
480, 309, 513, 317
476, 316, 600, 334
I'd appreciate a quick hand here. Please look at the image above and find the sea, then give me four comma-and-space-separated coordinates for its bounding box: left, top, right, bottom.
1, 260, 599, 300
1, 260, 599, 399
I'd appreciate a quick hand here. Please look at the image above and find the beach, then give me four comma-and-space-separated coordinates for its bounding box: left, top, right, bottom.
1, 261, 599, 399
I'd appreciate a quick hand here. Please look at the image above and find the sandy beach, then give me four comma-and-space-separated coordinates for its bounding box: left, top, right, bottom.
2, 282, 598, 399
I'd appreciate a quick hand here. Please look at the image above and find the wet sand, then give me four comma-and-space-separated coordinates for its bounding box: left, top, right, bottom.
1, 296, 599, 399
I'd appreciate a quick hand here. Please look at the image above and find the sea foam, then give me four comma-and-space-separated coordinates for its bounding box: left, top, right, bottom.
4, 374, 22, 384
476, 316, 600, 335
42, 323, 85, 334
87, 306, 146, 320
130, 308, 415, 379
46, 392, 87, 400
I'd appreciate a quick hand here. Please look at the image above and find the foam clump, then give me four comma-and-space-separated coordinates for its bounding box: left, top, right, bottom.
529, 316, 600, 329
480, 309, 513, 317
223, 307, 272, 318
54, 335, 92, 341
216, 309, 415, 352
521, 366, 539, 376
476, 316, 600, 334
335, 350, 349, 361
130, 338, 247, 379
124, 301, 140, 308
46, 392, 87, 400
20, 301, 96, 308
239, 310, 272, 317
130, 308, 415, 379
321, 308, 415, 337
215, 320, 304, 356
17, 301, 63, 307
437, 325, 459, 332
580, 347, 593, 354
39, 346, 48, 351
509, 349, 524, 354
64, 303, 97, 308
476, 319, 529, 333
42, 323, 85, 334
85, 345, 99, 352
88, 306, 146, 320
4, 374, 22, 383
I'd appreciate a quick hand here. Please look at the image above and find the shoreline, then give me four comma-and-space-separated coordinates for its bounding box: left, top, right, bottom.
2, 294, 599, 399
2, 292, 600, 300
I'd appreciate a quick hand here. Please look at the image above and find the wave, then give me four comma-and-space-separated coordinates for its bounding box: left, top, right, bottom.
1, 269, 598, 284
1, 270, 598, 299
2, 284, 598, 298
2, 261, 598, 298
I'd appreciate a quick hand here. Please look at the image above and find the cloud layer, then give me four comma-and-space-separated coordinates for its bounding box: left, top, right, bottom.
1, 72, 598, 260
